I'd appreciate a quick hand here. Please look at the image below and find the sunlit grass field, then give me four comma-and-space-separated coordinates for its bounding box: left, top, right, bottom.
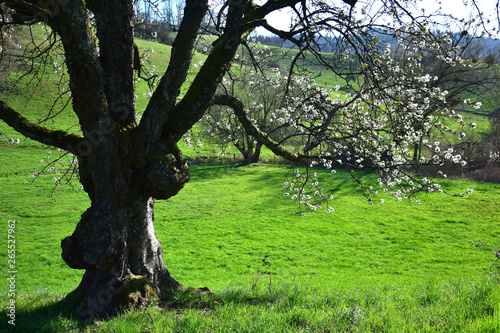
0, 141, 499, 331
2, 143, 498, 292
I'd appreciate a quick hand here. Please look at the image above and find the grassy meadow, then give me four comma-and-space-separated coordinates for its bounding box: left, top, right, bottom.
0, 31, 500, 331
1, 142, 500, 331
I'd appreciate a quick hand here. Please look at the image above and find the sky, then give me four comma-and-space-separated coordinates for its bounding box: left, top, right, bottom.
256, 0, 498, 35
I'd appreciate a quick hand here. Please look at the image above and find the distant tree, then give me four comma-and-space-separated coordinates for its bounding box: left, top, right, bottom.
0, 0, 492, 319
487, 110, 500, 162
203, 45, 315, 163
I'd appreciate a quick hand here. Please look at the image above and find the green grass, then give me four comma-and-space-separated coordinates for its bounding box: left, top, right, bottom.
0, 141, 499, 331
3, 277, 499, 332
156, 163, 500, 290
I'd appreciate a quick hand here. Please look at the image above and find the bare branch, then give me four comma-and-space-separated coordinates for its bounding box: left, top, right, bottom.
0, 100, 82, 154
138, 0, 209, 143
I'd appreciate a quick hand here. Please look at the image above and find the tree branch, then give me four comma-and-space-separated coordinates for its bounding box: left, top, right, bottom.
138, 0, 209, 144
211, 95, 302, 162
48, 1, 112, 137
162, 0, 250, 142
87, 0, 137, 127
0, 100, 82, 155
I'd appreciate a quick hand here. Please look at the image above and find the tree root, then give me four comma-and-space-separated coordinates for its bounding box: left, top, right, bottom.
65, 268, 210, 320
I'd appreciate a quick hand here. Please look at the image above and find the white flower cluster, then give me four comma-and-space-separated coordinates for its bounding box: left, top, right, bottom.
463, 98, 482, 110
197, 35, 213, 54
282, 169, 334, 215
34, 149, 79, 186
272, 30, 476, 208
182, 131, 203, 149
134, 49, 159, 96
6, 138, 20, 145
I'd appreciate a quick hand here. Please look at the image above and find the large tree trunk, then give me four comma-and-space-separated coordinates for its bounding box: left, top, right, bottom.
62, 198, 170, 318
60, 139, 206, 318
51, 0, 248, 317
62, 199, 158, 317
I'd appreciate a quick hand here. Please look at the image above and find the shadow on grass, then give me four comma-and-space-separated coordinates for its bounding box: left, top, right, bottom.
188, 161, 250, 182
0, 285, 291, 333
1, 277, 500, 332
0, 294, 85, 333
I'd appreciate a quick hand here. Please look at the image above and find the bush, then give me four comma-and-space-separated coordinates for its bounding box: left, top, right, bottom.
416, 109, 500, 182
454, 109, 500, 181
469, 109, 500, 181
134, 22, 175, 46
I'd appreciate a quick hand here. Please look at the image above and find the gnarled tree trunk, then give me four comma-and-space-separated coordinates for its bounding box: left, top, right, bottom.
60, 137, 198, 317
61, 198, 187, 318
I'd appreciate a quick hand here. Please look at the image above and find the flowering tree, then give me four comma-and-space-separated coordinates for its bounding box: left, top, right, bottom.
206, 32, 500, 166
0, 0, 495, 318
